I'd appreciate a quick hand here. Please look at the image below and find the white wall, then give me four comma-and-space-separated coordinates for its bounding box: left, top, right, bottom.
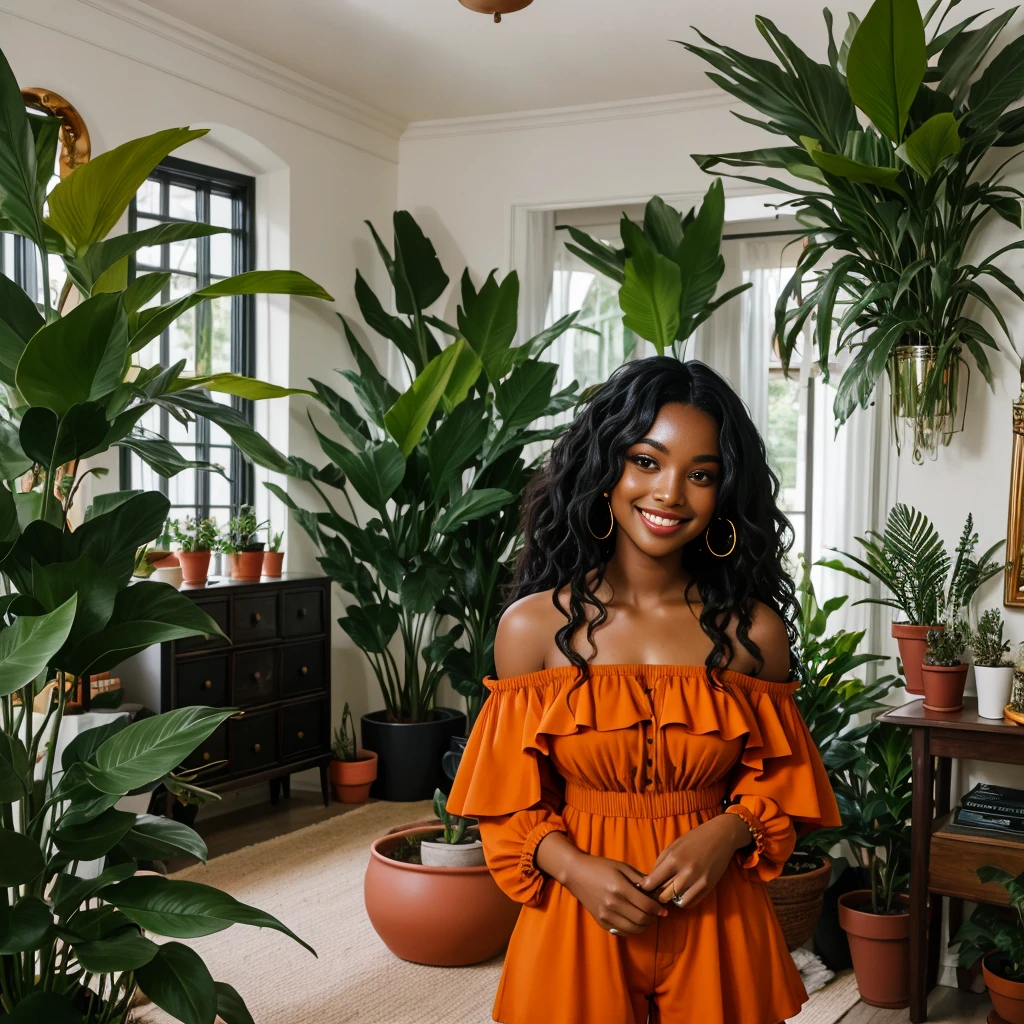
2, 0, 401, 788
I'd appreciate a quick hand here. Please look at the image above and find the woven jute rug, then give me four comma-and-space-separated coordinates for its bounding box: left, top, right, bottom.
134, 799, 860, 1024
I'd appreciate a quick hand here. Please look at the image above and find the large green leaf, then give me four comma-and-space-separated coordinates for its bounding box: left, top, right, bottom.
399, 562, 451, 613
968, 35, 1024, 132
0, 896, 52, 955
802, 137, 906, 193
46, 127, 207, 254
384, 341, 463, 456
0, 827, 44, 886
675, 180, 728, 333
440, 340, 483, 412
62, 715, 130, 773
315, 432, 405, 510
392, 210, 450, 314
16, 293, 129, 415
134, 942, 217, 1024
32, 554, 118, 657
846, 0, 926, 141
3, 992, 83, 1024
494, 360, 558, 431
166, 372, 315, 400
896, 113, 962, 180
117, 432, 225, 479
51, 863, 137, 918
427, 397, 487, 493
457, 271, 520, 384
52, 807, 136, 860
20, 402, 110, 469
102, 875, 315, 954
0, 272, 43, 387
0, 595, 77, 698
0, 732, 28, 802
434, 488, 516, 534
114, 814, 209, 863
82, 705, 236, 795
215, 982, 256, 1024
75, 929, 159, 973
619, 244, 681, 353
0, 48, 48, 248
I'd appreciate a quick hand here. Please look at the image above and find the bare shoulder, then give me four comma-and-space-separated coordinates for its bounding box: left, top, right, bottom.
725, 600, 791, 682
494, 590, 565, 678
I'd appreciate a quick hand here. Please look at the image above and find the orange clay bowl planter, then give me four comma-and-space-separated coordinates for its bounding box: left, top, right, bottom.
921, 662, 969, 713
984, 954, 1024, 1023
232, 549, 265, 581
892, 623, 943, 696
262, 550, 284, 577
177, 549, 211, 584
329, 749, 377, 804
838, 890, 910, 1008
766, 855, 831, 950
364, 827, 520, 966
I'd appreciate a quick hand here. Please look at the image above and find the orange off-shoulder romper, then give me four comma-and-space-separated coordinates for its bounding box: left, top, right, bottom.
446, 665, 842, 1024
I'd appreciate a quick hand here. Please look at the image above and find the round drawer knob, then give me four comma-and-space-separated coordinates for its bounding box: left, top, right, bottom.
300, 666, 308, 676
253, 612, 261, 624
253, 671, 261, 681
202, 752, 211, 762
298, 607, 307, 618
297, 730, 305, 740
253, 743, 261, 754
203, 679, 212, 690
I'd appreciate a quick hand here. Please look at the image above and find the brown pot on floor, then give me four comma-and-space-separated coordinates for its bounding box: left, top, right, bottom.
766, 856, 831, 950
262, 550, 284, 577
232, 550, 265, 581
329, 750, 377, 804
838, 890, 910, 1009
892, 622, 942, 696
985, 954, 1024, 1023
177, 549, 211, 584
364, 826, 520, 966
921, 662, 969, 712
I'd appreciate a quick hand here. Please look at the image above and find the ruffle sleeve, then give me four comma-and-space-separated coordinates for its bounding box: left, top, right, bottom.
724, 676, 841, 882
446, 677, 568, 905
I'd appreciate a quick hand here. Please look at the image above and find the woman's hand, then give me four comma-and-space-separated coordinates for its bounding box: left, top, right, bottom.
535, 832, 667, 935
638, 813, 753, 910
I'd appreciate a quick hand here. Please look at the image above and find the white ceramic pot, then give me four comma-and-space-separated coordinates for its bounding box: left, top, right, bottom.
975, 665, 1015, 719
150, 565, 183, 588
419, 836, 486, 868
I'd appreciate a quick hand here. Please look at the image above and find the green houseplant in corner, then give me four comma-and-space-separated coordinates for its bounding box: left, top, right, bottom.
686, 0, 1024, 461
0, 41, 331, 1022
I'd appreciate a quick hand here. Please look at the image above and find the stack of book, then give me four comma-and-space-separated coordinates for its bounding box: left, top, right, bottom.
953, 784, 1024, 837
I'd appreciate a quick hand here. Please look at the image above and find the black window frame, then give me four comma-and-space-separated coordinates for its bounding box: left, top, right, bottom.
120, 155, 257, 524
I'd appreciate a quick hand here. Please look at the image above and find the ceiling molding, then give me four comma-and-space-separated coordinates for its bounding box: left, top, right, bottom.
402, 88, 732, 142
74, 0, 407, 141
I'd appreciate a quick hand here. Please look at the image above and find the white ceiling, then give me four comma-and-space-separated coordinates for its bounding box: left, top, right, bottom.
136, 0, 883, 124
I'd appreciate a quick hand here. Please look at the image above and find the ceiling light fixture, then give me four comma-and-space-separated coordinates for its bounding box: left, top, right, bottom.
458, 0, 534, 24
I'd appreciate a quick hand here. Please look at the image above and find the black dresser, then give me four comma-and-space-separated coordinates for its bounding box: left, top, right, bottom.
117, 573, 332, 805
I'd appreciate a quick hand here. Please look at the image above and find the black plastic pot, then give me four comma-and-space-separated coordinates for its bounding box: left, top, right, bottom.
361, 707, 466, 801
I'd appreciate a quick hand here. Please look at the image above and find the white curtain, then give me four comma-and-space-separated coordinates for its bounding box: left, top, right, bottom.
517, 210, 557, 344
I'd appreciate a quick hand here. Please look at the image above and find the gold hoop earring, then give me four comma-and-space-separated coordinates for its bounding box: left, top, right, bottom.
705, 517, 737, 558
588, 491, 615, 540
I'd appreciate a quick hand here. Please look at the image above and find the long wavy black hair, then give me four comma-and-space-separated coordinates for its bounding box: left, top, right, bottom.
507, 356, 797, 686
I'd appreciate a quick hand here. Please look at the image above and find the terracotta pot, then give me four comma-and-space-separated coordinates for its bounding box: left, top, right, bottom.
232, 550, 265, 581
976, 665, 1015, 720
148, 551, 178, 569
329, 750, 377, 804
892, 622, 943, 696
262, 550, 284, 577
766, 856, 832, 950
177, 549, 211, 584
984, 953, 1024, 1023
838, 890, 910, 1008
921, 662, 969, 712
364, 827, 520, 966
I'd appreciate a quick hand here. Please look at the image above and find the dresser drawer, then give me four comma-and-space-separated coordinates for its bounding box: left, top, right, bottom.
175, 656, 228, 708
233, 594, 278, 643
231, 712, 278, 773
281, 642, 325, 698
281, 588, 324, 637
282, 700, 327, 760
233, 649, 277, 706
182, 723, 228, 774
177, 599, 230, 651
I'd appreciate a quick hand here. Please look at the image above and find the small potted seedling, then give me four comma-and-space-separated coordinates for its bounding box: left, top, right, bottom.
225, 504, 269, 581
419, 788, 484, 868
263, 529, 285, 577
922, 617, 970, 713
172, 516, 218, 584
972, 609, 1015, 720
329, 703, 377, 804
952, 867, 1024, 1023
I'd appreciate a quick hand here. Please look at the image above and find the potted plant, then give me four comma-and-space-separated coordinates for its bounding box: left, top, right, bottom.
0, 48, 332, 1019
263, 529, 285, 577
225, 504, 269, 580
972, 609, 1015, 720
953, 867, 1024, 1023
686, 0, 1024, 462
766, 557, 900, 950
149, 518, 178, 568
275, 212, 583, 800
820, 726, 913, 1008
825, 505, 1002, 695
171, 515, 218, 584
364, 789, 517, 966
329, 703, 378, 803
922, 618, 971, 712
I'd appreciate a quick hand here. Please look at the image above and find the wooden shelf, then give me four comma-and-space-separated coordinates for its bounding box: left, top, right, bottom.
928, 811, 1024, 904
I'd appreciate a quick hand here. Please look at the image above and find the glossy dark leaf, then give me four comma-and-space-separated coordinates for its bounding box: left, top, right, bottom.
75, 928, 159, 973
53, 807, 136, 860
3, 992, 83, 1024
392, 209, 450, 314
134, 941, 217, 1024
214, 981, 256, 1024
0, 895, 52, 954
0, 827, 44, 886
0, 271, 43, 387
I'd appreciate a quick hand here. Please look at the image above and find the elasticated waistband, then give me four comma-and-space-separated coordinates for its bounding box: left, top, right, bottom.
563, 781, 728, 819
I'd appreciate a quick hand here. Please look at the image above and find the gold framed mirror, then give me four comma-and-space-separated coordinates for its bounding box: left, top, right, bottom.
1005, 379, 1024, 606
20, 87, 90, 178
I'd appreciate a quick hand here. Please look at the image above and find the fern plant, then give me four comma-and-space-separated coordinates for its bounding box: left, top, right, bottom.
822, 504, 1003, 625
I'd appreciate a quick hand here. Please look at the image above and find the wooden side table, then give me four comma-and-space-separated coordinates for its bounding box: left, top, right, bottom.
878, 698, 1024, 1023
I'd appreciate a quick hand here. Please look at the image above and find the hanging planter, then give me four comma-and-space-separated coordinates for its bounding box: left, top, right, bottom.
887, 344, 964, 464
457, 0, 534, 23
